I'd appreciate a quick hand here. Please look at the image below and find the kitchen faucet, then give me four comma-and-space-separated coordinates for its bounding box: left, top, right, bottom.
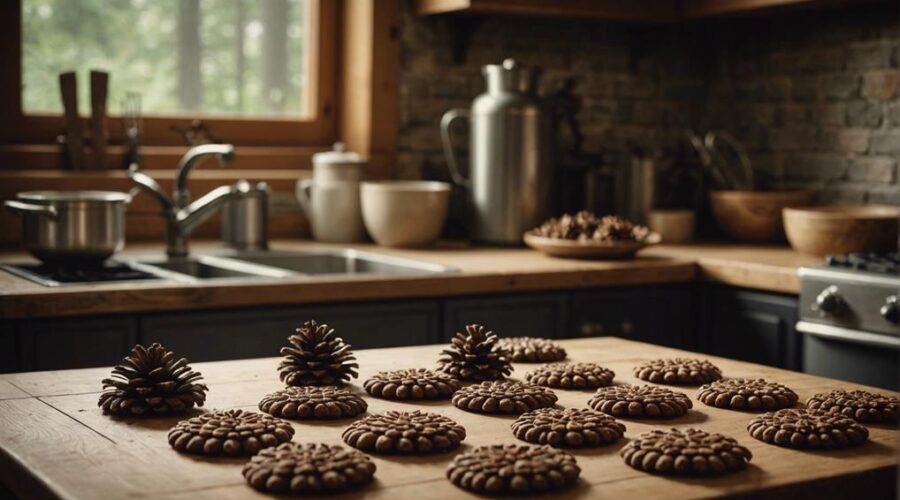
128, 144, 264, 258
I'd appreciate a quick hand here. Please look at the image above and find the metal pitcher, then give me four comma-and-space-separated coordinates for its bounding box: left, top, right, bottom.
441, 59, 552, 245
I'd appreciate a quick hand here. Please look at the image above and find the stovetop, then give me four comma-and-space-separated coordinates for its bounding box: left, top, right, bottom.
1, 261, 161, 287
824, 252, 900, 276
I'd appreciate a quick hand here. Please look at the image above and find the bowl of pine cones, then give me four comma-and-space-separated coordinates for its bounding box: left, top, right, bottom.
524, 211, 659, 260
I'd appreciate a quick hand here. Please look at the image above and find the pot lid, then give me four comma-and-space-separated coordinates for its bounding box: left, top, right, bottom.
312, 142, 366, 165
17, 190, 130, 202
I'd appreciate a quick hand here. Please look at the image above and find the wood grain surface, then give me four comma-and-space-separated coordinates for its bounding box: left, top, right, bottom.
0, 338, 896, 500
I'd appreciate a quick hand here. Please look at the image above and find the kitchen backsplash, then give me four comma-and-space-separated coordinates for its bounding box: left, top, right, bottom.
397, 1, 899, 205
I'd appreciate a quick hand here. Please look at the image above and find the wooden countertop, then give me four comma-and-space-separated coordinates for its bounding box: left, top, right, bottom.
0, 338, 895, 499
0, 241, 818, 320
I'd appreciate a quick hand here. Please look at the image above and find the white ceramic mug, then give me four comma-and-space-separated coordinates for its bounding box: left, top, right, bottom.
296, 180, 366, 243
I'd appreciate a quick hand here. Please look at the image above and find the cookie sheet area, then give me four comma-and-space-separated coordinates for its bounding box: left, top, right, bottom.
0, 337, 897, 499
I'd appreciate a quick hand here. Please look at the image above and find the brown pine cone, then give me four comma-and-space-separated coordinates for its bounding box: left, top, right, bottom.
525, 362, 615, 389
697, 378, 799, 411
497, 337, 567, 363
363, 368, 461, 400
278, 320, 359, 387
437, 324, 513, 381
588, 385, 693, 418
447, 444, 580, 494
258, 386, 367, 419
634, 358, 722, 385
98, 343, 208, 417
806, 389, 899, 424
512, 408, 625, 448
342, 410, 466, 454
243, 442, 376, 494
452, 380, 558, 415
168, 409, 294, 456
621, 429, 752, 476
748, 408, 869, 449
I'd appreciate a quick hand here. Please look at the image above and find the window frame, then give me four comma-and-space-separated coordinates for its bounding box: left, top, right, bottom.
0, 0, 337, 148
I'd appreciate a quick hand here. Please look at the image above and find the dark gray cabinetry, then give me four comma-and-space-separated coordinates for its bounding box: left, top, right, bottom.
17, 316, 138, 371
442, 293, 569, 340
0, 323, 17, 373
569, 285, 693, 348
698, 285, 800, 370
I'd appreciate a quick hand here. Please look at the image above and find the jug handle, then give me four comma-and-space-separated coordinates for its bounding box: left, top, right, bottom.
440, 109, 471, 188
295, 178, 313, 216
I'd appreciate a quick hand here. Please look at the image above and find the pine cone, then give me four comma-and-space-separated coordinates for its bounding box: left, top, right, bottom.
437, 324, 512, 381
279, 320, 359, 386
98, 343, 208, 416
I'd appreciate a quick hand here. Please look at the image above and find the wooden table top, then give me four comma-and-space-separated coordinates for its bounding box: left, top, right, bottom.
0, 241, 816, 319
0, 338, 895, 500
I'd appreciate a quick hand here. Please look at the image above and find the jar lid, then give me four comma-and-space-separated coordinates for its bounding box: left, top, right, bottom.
312, 142, 366, 166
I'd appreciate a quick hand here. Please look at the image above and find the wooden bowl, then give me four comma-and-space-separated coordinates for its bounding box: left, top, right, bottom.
709, 190, 814, 242
783, 205, 900, 256
523, 233, 660, 260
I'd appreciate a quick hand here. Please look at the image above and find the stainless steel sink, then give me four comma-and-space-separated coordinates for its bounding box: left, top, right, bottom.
130, 255, 296, 282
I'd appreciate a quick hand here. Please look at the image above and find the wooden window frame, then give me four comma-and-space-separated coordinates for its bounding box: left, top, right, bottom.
0, 0, 338, 149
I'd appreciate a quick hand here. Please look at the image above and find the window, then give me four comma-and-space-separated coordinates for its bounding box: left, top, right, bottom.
2, 0, 336, 148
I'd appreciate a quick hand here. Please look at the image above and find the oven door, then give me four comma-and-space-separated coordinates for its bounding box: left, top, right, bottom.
798, 321, 900, 390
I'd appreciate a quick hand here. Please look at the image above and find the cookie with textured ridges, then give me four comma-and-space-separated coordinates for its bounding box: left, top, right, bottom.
525, 362, 615, 389
806, 389, 899, 424
511, 408, 625, 448
587, 384, 692, 418
342, 410, 465, 454
258, 386, 367, 419
168, 409, 294, 456
747, 408, 869, 449
497, 337, 567, 363
451, 380, 558, 415
243, 442, 376, 494
621, 428, 752, 476
446, 444, 580, 494
696, 378, 798, 411
363, 368, 461, 400
634, 358, 723, 385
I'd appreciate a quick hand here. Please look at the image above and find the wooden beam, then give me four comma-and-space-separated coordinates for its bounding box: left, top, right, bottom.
414, 0, 680, 22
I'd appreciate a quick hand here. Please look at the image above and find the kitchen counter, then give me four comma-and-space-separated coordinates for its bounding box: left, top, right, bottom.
0, 337, 896, 499
0, 241, 818, 320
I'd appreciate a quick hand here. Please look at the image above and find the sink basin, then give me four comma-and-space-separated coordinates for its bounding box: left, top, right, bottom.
131, 255, 295, 281
228, 249, 455, 276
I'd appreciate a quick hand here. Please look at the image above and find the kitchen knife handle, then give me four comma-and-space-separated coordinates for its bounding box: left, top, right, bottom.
90, 70, 109, 169
59, 72, 84, 170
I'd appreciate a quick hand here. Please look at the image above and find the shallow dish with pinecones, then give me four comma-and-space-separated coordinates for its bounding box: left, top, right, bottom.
524, 212, 659, 260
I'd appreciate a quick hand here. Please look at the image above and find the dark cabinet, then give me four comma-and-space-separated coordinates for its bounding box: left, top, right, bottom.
698, 285, 800, 370
0, 322, 17, 373
570, 285, 693, 348
17, 316, 138, 371
442, 293, 569, 340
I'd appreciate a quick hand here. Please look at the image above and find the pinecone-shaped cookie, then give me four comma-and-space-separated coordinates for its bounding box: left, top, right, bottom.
259, 386, 367, 420
512, 408, 626, 448
806, 389, 899, 424
363, 369, 461, 400
279, 320, 359, 387
98, 343, 208, 416
748, 408, 869, 449
168, 409, 294, 456
243, 443, 376, 494
621, 429, 752, 476
452, 380, 558, 415
497, 337, 567, 363
342, 410, 466, 454
447, 445, 581, 495
437, 324, 512, 381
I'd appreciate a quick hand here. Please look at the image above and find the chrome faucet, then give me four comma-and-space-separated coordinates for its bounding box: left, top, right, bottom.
128, 144, 264, 258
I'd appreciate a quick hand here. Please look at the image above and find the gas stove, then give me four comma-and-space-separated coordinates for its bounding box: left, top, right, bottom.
1, 261, 161, 287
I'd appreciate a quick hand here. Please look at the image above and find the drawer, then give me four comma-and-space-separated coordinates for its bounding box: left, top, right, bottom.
18, 316, 138, 371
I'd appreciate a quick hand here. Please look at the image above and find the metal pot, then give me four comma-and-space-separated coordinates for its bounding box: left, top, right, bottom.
4, 191, 131, 264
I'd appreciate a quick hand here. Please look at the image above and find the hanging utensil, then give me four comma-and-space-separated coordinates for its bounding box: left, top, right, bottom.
704, 131, 755, 191
59, 72, 84, 170
686, 130, 729, 189
122, 92, 143, 169
89, 70, 109, 170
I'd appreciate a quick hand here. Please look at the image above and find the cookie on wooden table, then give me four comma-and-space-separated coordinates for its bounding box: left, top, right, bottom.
446, 444, 580, 495
258, 386, 367, 419
697, 378, 799, 411
363, 368, 461, 400
243, 442, 376, 494
497, 337, 567, 363
525, 362, 615, 389
634, 358, 723, 385
511, 407, 626, 448
621, 428, 752, 476
748, 408, 869, 449
806, 389, 899, 424
342, 410, 466, 454
451, 380, 558, 415
588, 384, 693, 418
168, 409, 294, 456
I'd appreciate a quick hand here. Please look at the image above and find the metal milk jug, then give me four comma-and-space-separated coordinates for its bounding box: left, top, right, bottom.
441, 59, 552, 245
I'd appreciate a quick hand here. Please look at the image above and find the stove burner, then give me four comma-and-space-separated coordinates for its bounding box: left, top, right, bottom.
2, 261, 160, 286
825, 252, 900, 275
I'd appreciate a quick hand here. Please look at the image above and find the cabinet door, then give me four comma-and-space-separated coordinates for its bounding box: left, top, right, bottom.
0, 322, 17, 373
570, 285, 693, 348
442, 293, 569, 340
699, 285, 800, 370
302, 301, 440, 349
18, 316, 138, 371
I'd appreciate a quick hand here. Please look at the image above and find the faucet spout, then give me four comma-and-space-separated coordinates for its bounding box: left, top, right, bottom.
165, 181, 252, 257
174, 144, 235, 208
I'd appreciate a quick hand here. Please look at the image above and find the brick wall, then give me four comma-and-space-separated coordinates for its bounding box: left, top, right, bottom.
397, 2, 900, 205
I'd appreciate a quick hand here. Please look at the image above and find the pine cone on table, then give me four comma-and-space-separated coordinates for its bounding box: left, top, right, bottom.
279, 320, 359, 386
98, 343, 208, 416
437, 324, 512, 381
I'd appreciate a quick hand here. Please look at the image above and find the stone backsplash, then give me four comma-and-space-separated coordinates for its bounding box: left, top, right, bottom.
397, 1, 899, 205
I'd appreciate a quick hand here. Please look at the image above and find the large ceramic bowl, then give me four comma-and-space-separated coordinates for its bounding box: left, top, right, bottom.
783, 204, 900, 256
709, 190, 814, 242
361, 181, 451, 247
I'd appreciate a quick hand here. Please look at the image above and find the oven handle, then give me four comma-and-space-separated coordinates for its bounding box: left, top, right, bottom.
797, 321, 900, 350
